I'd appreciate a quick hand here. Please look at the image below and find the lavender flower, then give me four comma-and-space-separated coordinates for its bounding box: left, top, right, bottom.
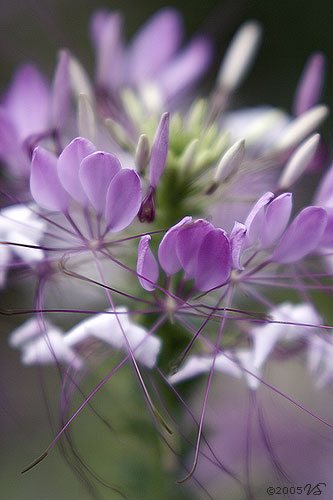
1, 6, 332, 500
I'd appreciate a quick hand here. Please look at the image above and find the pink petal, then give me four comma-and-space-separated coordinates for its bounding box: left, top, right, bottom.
57, 137, 96, 204
319, 211, 333, 249
230, 221, 246, 269
90, 9, 125, 88
245, 191, 274, 246
127, 8, 183, 85
30, 147, 71, 211
314, 162, 333, 208
79, 151, 121, 214
0, 109, 17, 152
158, 36, 213, 102
137, 235, 159, 291
176, 219, 213, 280
262, 193, 293, 248
3, 63, 50, 140
105, 169, 142, 232
293, 52, 326, 116
272, 206, 327, 263
149, 112, 169, 188
158, 216, 192, 275
195, 228, 231, 291
50, 50, 70, 129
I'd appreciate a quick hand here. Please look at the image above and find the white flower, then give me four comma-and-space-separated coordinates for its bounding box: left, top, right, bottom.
9, 307, 161, 369
0, 204, 46, 287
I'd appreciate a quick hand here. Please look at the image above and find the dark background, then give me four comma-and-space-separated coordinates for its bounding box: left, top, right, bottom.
0, 0, 332, 132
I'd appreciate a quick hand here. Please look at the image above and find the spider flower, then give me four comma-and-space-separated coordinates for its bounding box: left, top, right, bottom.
9, 307, 161, 370
90, 7, 213, 113
168, 302, 323, 390
30, 137, 142, 240
137, 217, 232, 292
0, 52, 70, 178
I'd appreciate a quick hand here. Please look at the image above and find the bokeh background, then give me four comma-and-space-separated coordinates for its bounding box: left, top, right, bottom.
1, 1, 332, 499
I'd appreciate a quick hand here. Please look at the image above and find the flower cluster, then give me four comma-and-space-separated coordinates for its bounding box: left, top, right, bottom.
1, 6, 332, 500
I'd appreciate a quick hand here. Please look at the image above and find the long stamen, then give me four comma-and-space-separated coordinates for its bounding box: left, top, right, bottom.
21, 314, 167, 472
178, 284, 234, 483
93, 252, 172, 435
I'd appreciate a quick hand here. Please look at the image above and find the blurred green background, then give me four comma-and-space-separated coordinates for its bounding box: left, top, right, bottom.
1, 1, 332, 499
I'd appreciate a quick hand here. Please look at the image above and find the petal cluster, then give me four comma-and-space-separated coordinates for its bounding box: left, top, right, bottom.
30, 137, 142, 233
137, 216, 232, 292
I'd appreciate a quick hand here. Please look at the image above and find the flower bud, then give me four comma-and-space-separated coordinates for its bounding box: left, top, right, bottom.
278, 133, 320, 190
217, 20, 262, 93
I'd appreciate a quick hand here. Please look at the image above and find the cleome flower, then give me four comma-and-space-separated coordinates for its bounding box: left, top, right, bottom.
30, 136, 142, 245
168, 300, 326, 389
1, 6, 333, 498
0, 53, 70, 178
9, 307, 161, 370
90, 7, 213, 114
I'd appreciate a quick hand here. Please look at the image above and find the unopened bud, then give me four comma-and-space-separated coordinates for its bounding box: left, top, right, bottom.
51, 50, 70, 129
180, 138, 199, 173
293, 52, 326, 116
105, 117, 135, 151
78, 93, 96, 143
186, 99, 207, 132
272, 105, 328, 154
149, 112, 169, 188
218, 20, 262, 93
206, 139, 245, 195
121, 89, 143, 126
278, 133, 320, 190
138, 187, 155, 223
215, 139, 245, 183
135, 134, 150, 172
69, 55, 94, 102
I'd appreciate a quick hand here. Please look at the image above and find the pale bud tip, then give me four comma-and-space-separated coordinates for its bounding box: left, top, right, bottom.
77, 93, 96, 142
273, 105, 328, 154
214, 138, 245, 184
135, 134, 150, 172
218, 20, 262, 92
278, 133, 320, 189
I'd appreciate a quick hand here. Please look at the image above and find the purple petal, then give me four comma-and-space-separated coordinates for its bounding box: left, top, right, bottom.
3, 63, 50, 140
230, 221, 247, 269
137, 235, 159, 291
149, 112, 169, 188
30, 147, 71, 211
79, 151, 121, 214
127, 8, 183, 85
293, 52, 326, 116
0, 109, 20, 161
314, 162, 333, 208
90, 10, 124, 88
57, 137, 96, 204
158, 36, 213, 102
272, 206, 328, 263
176, 219, 213, 280
158, 216, 192, 275
105, 169, 142, 232
262, 193, 293, 248
319, 211, 333, 249
90, 9, 110, 47
245, 192, 274, 246
195, 228, 231, 291
50, 50, 70, 129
